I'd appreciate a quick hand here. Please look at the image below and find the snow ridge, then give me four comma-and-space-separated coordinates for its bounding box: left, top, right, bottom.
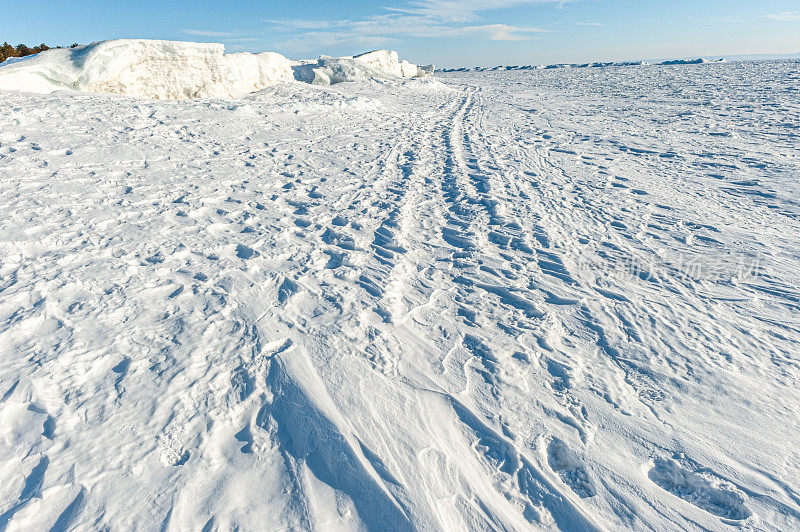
0, 39, 432, 99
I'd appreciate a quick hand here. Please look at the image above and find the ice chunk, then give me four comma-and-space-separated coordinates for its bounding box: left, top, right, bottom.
292, 50, 433, 86
0, 40, 432, 98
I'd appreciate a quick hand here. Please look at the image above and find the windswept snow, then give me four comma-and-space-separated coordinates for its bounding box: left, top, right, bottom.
438, 59, 733, 73
292, 53, 429, 86
0, 39, 432, 99
1, 59, 800, 531
354, 50, 431, 78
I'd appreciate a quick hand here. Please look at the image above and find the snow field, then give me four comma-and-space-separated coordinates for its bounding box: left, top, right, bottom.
0, 60, 799, 530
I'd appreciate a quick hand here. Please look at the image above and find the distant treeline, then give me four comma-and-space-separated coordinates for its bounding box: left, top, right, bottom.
0, 42, 79, 64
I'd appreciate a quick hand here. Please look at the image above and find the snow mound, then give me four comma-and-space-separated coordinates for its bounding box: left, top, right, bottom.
292, 50, 433, 86
354, 50, 432, 78
0, 40, 294, 99
0, 40, 433, 99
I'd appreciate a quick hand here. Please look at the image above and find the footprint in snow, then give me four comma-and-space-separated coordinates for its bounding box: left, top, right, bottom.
235, 244, 258, 259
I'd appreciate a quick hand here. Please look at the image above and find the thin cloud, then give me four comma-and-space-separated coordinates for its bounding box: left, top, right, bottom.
263, 19, 354, 31
710, 16, 744, 24
266, 15, 547, 49
279, 33, 400, 52
182, 30, 240, 37
576, 21, 602, 26
460, 24, 548, 40
263, 1, 555, 54
391, 0, 567, 22
765, 11, 800, 22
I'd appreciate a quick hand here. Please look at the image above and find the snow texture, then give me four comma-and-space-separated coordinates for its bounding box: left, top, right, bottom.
290, 50, 433, 86
0, 39, 431, 99
1, 58, 799, 531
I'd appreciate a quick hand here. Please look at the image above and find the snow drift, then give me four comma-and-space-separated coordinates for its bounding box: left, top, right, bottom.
1, 55, 799, 531
354, 50, 430, 78
0, 39, 433, 99
0, 40, 293, 99
293, 50, 433, 86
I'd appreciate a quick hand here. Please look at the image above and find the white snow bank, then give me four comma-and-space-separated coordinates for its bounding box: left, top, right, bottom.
0, 40, 433, 99
0, 40, 293, 99
292, 50, 433, 86
354, 50, 432, 78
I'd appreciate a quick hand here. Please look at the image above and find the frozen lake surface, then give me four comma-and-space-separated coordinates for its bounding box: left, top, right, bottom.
1, 60, 799, 530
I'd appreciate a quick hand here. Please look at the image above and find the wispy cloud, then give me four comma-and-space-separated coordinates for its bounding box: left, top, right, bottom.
465, 24, 548, 40
222, 38, 264, 43
182, 30, 240, 37
390, 0, 567, 22
263, 19, 355, 31
765, 11, 800, 22
266, 13, 548, 52
710, 16, 744, 24
198, 1, 557, 54
576, 21, 602, 26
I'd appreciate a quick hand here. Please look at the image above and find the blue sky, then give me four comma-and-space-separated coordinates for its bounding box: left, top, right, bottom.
3, 1, 800, 66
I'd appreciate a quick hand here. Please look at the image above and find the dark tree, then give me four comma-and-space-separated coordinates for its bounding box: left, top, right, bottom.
0, 41, 71, 64
1, 42, 15, 61
15, 43, 32, 56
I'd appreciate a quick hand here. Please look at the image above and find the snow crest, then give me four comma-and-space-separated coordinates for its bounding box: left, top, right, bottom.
0, 39, 433, 99
292, 51, 433, 86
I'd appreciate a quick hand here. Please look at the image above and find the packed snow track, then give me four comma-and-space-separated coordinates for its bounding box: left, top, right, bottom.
1, 61, 799, 531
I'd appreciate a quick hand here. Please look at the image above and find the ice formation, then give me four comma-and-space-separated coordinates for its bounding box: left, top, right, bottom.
0, 39, 433, 99
291, 50, 433, 85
